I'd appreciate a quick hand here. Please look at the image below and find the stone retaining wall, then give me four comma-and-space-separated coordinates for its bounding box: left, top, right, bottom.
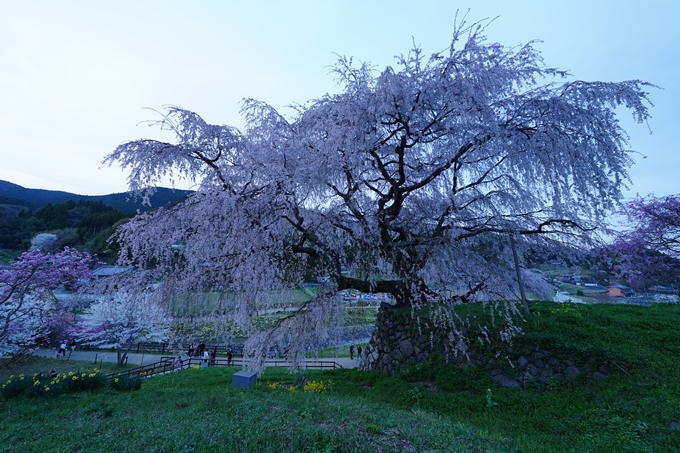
360, 304, 610, 387
360, 304, 465, 375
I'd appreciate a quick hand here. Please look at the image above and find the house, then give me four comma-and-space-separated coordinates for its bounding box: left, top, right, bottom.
607, 284, 634, 298
648, 285, 678, 295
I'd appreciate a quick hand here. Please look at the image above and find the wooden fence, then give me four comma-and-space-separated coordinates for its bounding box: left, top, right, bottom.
104, 356, 343, 381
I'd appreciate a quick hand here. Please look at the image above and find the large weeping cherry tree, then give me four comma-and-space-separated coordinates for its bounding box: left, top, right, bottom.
104, 20, 653, 372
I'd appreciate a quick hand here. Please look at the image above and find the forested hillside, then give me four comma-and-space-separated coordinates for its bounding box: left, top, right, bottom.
0, 199, 131, 258
0, 180, 192, 259
0, 180, 191, 213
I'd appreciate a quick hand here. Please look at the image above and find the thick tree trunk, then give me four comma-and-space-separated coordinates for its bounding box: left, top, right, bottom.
360, 302, 468, 374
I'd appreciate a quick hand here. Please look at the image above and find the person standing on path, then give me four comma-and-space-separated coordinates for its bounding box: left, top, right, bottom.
349, 344, 354, 360
357, 345, 362, 359
56, 341, 67, 358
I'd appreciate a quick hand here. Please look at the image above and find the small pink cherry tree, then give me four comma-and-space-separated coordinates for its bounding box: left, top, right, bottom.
0, 248, 94, 356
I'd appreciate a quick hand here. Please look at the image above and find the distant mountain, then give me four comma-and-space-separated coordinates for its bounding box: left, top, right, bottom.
0, 180, 192, 214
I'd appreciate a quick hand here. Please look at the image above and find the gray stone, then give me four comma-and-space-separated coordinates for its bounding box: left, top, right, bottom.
517, 356, 529, 369
541, 369, 552, 378
493, 374, 521, 389
552, 373, 564, 381
593, 372, 606, 380
399, 339, 414, 356
491, 368, 502, 376
534, 359, 544, 368
232, 370, 257, 387
565, 366, 580, 379
526, 364, 538, 375
534, 352, 545, 359
670, 421, 680, 430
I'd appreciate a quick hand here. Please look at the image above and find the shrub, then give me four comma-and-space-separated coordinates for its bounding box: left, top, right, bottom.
1, 368, 106, 400
110, 374, 142, 392
1, 374, 31, 399
61, 369, 106, 393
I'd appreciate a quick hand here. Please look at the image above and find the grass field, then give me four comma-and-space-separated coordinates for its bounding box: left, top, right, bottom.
1, 301, 679, 452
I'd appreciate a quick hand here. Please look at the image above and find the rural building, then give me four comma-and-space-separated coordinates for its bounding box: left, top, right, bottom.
606, 284, 634, 298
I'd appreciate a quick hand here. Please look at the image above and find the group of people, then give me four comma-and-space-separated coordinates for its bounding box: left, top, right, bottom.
174, 347, 235, 371
55, 340, 76, 358
349, 344, 363, 360
187, 341, 206, 357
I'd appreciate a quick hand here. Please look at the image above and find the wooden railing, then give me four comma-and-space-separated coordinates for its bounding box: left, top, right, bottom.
85, 342, 245, 356
105, 356, 343, 381
104, 357, 175, 381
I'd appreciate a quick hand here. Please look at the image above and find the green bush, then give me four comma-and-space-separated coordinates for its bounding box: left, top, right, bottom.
1, 368, 106, 400
110, 374, 143, 392
1, 373, 32, 399
61, 369, 107, 393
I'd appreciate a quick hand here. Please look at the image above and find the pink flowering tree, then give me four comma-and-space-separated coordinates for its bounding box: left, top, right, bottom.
0, 248, 94, 356
613, 194, 680, 291
78, 292, 171, 366
103, 19, 653, 371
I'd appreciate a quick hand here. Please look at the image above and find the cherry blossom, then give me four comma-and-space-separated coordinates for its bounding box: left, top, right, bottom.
0, 248, 94, 355
104, 19, 654, 370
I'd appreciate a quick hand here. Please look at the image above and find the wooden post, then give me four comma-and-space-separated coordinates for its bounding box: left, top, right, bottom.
509, 233, 529, 315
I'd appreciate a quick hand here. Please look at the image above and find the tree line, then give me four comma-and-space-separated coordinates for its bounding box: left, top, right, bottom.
0, 199, 131, 259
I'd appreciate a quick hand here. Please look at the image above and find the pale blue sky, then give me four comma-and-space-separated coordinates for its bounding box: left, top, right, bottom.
1, 0, 678, 198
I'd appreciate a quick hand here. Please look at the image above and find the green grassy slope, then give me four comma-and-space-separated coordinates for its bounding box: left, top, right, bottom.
1, 301, 679, 452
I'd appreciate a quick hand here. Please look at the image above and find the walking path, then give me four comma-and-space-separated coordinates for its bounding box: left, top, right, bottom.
32, 348, 361, 369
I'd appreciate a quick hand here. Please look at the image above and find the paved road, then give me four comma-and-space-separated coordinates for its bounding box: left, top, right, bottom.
553, 291, 587, 304
32, 347, 361, 369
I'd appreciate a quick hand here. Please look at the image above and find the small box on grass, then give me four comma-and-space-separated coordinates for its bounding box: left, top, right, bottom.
232, 370, 257, 387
